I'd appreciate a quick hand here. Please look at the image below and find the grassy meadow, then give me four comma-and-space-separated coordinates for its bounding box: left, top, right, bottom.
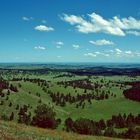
0, 68, 140, 139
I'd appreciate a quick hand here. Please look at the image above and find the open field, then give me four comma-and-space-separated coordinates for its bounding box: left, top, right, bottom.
1, 73, 140, 121
0, 64, 140, 139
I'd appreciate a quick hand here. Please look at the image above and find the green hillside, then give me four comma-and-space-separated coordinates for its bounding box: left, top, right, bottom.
0, 70, 140, 139
0, 120, 125, 140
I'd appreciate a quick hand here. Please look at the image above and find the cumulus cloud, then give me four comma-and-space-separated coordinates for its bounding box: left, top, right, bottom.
34, 25, 54, 32
115, 48, 122, 53
115, 48, 122, 52
84, 53, 96, 57
94, 51, 109, 57
94, 51, 101, 54
34, 46, 46, 50
61, 14, 95, 34
84, 49, 140, 58
61, 12, 140, 36
22, 16, 33, 21
73, 44, 80, 49
55, 41, 64, 49
92, 51, 110, 57
126, 30, 140, 36
114, 49, 136, 57
89, 39, 114, 46
84, 48, 140, 58
56, 41, 64, 45
125, 51, 132, 54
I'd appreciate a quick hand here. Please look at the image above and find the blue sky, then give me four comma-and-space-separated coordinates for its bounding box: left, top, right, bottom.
0, 0, 140, 63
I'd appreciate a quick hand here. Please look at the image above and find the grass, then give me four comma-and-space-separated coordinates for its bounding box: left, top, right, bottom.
0, 74, 140, 138
61, 97, 140, 122
1, 75, 140, 120
0, 120, 125, 140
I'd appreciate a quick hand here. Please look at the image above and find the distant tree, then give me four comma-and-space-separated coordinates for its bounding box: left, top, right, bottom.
38, 99, 42, 103
0, 100, 4, 105
84, 89, 87, 93
9, 112, 14, 120
9, 102, 12, 107
18, 83, 22, 88
10, 84, 18, 92
105, 94, 109, 99
7, 90, 10, 95
18, 107, 27, 123
16, 104, 19, 110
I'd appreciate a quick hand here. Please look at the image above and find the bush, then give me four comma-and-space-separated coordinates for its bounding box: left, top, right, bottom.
31, 104, 59, 129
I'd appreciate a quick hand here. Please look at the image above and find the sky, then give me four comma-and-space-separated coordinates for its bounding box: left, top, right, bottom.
0, 0, 140, 63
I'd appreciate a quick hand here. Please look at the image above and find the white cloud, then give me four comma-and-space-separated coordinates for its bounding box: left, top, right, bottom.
84, 49, 140, 58
84, 52, 110, 58
126, 30, 140, 36
94, 51, 101, 54
94, 51, 110, 57
114, 49, 135, 57
34, 25, 54, 32
115, 48, 122, 53
61, 12, 140, 36
89, 39, 114, 46
89, 13, 125, 36
125, 51, 132, 54
55, 41, 64, 48
73, 44, 80, 49
84, 53, 96, 57
61, 14, 99, 34
34, 46, 46, 50
56, 41, 64, 45
22, 16, 33, 21
22, 17, 29, 21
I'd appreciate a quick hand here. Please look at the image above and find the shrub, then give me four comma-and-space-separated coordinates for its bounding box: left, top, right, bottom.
31, 104, 59, 129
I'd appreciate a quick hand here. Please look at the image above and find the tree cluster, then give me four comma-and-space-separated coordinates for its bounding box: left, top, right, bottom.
123, 82, 140, 102
65, 113, 140, 139
50, 91, 109, 107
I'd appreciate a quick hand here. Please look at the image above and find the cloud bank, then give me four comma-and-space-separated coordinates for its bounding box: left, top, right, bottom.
61, 12, 140, 36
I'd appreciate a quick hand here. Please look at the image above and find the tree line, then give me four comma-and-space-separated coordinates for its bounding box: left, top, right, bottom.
65, 113, 140, 139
